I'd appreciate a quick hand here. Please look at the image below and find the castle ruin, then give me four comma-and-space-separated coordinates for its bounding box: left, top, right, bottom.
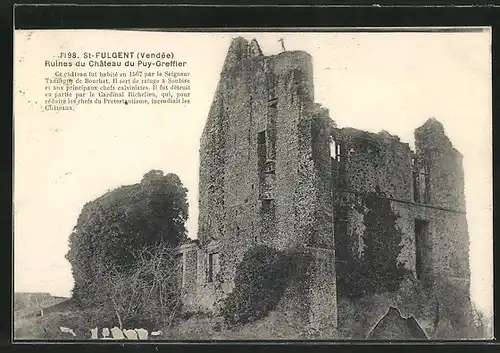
176, 38, 471, 339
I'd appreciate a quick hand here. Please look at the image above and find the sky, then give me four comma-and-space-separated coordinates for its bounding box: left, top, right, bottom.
14, 29, 492, 319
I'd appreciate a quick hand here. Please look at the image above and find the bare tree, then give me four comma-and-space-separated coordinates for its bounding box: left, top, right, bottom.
470, 302, 491, 338
84, 242, 183, 330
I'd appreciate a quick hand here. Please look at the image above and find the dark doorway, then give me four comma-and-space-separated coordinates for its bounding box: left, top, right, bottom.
414, 219, 431, 281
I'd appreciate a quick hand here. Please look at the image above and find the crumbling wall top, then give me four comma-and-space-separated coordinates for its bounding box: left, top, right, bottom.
333, 126, 411, 152
248, 39, 263, 57
311, 103, 330, 119
414, 117, 461, 156
378, 129, 401, 142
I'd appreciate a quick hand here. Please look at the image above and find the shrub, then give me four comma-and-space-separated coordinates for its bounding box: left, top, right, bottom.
431, 281, 491, 339
66, 170, 188, 307
221, 245, 297, 326
74, 242, 183, 331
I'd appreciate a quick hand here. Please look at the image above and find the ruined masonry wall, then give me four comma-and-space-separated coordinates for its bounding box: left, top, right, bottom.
333, 119, 470, 339
334, 128, 414, 201
195, 38, 337, 334
187, 38, 469, 339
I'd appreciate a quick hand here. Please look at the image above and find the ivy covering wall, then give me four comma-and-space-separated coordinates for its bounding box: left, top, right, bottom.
336, 189, 409, 298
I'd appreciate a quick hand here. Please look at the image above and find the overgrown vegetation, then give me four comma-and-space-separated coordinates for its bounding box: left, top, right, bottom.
14, 311, 91, 340
65, 170, 188, 329
336, 188, 408, 298
470, 304, 492, 339
221, 245, 300, 326
79, 242, 183, 330
431, 281, 492, 339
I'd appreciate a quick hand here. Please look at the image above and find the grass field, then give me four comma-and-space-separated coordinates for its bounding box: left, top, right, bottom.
13, 306, 304, 341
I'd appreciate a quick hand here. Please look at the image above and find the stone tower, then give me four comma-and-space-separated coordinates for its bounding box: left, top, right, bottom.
413, 118, 471, 336
177, 38, 472, 339
197, 37, 337, 336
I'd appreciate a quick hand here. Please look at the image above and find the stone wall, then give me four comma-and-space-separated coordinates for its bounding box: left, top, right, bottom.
415, 118, 466, 212
333, 127, 414, 201
195, 37, 337, 334
190, 38, 470, 339
332, 119, 471, 339
176, 241, 222, 313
